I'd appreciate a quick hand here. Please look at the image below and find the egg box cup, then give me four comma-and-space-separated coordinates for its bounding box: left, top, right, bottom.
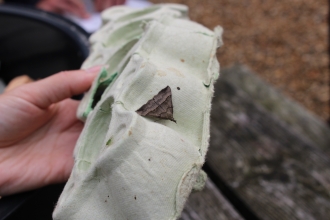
53, 4, 223, 220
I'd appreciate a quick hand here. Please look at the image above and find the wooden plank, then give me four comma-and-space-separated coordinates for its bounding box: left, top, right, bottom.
180, 179, 244, 220
221, 65, 330, 155
207, 65, 330, 220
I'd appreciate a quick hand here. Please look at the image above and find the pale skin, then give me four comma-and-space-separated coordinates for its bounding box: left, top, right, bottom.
0, 67, 100, 196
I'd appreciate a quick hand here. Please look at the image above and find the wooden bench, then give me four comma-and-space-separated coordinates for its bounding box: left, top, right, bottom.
1, 65, 329, 220
181, 65, 330, 220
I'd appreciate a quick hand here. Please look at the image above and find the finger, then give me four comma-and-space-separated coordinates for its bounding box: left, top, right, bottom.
96, 0, 123, 12
69, 0, 90, 18
11, 67, 101, 109
66, 2, 90, 18
97, 0, 111, 11
104, 0, 115, 9
58, 0, 90, 18
5, 75, 34, 92
117, 0, 125, 5
94, 0, 102, 12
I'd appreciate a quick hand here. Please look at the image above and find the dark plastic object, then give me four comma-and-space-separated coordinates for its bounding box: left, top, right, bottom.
0, 4, 90, 83
0, 4, 90, 220
0, 184, 66, 220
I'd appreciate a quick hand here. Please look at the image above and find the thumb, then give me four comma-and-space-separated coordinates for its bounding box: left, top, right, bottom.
11, 67, 101, 109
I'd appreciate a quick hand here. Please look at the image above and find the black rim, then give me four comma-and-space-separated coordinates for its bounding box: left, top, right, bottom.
0, 4, 90, 59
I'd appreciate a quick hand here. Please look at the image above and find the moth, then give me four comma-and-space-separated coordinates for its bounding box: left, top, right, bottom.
136, 86, 176, 123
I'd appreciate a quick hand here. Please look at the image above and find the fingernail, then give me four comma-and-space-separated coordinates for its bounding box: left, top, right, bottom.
86, 65, 102, 74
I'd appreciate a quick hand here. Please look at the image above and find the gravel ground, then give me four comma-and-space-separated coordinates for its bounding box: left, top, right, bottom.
151, 0, 329, 121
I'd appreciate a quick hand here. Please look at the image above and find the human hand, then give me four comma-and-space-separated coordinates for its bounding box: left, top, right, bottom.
94, 0, 126, 12
0, 68, 100, 196
37, 0, 90, 18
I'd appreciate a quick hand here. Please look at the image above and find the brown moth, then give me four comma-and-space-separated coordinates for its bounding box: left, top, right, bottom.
136, 86, 176, 123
